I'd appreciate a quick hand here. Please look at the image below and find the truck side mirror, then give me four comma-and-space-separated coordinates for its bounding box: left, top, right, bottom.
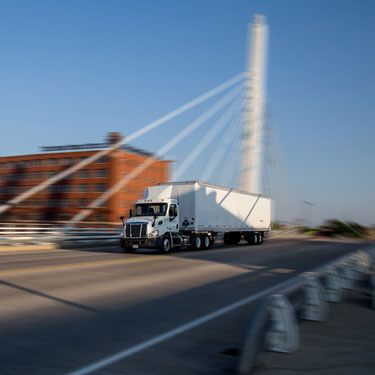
129, 209, 132, 218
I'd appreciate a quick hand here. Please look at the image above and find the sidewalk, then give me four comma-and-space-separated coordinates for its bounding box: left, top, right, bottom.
254, 288, 375, 374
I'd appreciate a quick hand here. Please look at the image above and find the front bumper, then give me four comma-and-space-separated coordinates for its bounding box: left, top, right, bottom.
120, 236, 163, 249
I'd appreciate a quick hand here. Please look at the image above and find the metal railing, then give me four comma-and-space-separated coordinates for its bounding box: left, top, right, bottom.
0, 224, 121, 246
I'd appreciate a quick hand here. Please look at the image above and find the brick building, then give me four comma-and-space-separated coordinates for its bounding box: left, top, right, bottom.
0, 133, 170, 224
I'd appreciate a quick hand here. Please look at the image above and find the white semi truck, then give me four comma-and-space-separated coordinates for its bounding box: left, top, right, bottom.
120, 181, 271, 253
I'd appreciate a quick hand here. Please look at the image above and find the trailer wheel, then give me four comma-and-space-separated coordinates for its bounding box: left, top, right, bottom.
161, 235, 171, 253
202, 235, 210, 249
258, 232, 264, 244
246, 233, 256, 245
254, 233, 264, 245
192, 235, 201, 250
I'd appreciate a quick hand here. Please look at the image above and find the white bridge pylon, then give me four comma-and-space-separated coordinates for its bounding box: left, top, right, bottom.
239, 14, 268, 195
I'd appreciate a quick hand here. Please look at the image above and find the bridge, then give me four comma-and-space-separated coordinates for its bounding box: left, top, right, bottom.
0, 15, 272, 227
0, 14, 373, 375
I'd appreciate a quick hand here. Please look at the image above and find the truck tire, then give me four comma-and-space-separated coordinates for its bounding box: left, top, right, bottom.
161, 235, 172, 253
191, 235, 201, 250
202, 235, 210, 249
246, 233, 256, 245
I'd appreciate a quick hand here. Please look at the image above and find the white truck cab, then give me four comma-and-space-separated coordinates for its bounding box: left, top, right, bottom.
120, 198, 181, 252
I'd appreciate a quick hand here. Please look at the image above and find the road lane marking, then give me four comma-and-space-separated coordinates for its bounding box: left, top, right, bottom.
0, 256, 165, 277
67, 274, 300, 375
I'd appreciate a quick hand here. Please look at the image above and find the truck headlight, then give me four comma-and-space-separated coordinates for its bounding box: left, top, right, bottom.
149, 230, 159, 237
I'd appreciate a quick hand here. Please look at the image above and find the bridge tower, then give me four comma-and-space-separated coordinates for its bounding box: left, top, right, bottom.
239, 14, 268, 194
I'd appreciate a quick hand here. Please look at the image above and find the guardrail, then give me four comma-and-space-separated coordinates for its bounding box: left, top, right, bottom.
237, 245, 375, 374
59, 227, 121, 246
0, 225, 121, 246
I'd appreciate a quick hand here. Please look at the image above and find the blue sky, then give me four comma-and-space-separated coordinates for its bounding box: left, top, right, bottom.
0, 0, 374, 225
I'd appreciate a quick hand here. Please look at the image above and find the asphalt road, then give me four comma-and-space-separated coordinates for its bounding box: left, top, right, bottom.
0, 238, 368, 375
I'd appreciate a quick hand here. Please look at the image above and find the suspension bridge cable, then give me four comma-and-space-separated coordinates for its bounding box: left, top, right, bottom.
200, 86, 247, 183
126, 73, 246, 143
265, 107, 290, 194
263, 106, 296, 221
67, 82, 245, 226
171, 91, 245, 181
0, 72, 246, 216
221, 116, 243, 187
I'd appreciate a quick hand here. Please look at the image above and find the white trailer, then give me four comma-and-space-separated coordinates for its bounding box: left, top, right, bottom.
120, 181, 271, 253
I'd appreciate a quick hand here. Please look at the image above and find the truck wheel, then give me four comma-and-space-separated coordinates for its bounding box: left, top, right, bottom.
192, 235, 201, 250
246, 233, 256, 245
161, 235, 171, 253
202, 235, 210, 249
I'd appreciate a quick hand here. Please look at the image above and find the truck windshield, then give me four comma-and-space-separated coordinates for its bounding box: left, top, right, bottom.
134, 203, 168, 217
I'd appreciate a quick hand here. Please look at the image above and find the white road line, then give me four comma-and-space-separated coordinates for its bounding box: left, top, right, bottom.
67, 275, 299, 375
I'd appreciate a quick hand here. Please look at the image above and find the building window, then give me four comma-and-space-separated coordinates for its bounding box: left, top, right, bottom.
97, 155, 109, 164
79, 184, 88, 192
61, 158, 71, 166
96, 184, 106, 192
61, 185, 70, 193
95, 169, 107, 178
79, 170, 89, 178
79, 198, 87, 208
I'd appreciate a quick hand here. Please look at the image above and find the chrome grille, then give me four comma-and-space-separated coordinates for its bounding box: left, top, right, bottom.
131, 224, 141, 237
126, 223, 147, 238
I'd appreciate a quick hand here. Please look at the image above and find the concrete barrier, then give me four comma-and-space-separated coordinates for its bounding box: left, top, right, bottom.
264, 294, 299, 353
238, 245, 375, 374
302, 275, 328, 321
